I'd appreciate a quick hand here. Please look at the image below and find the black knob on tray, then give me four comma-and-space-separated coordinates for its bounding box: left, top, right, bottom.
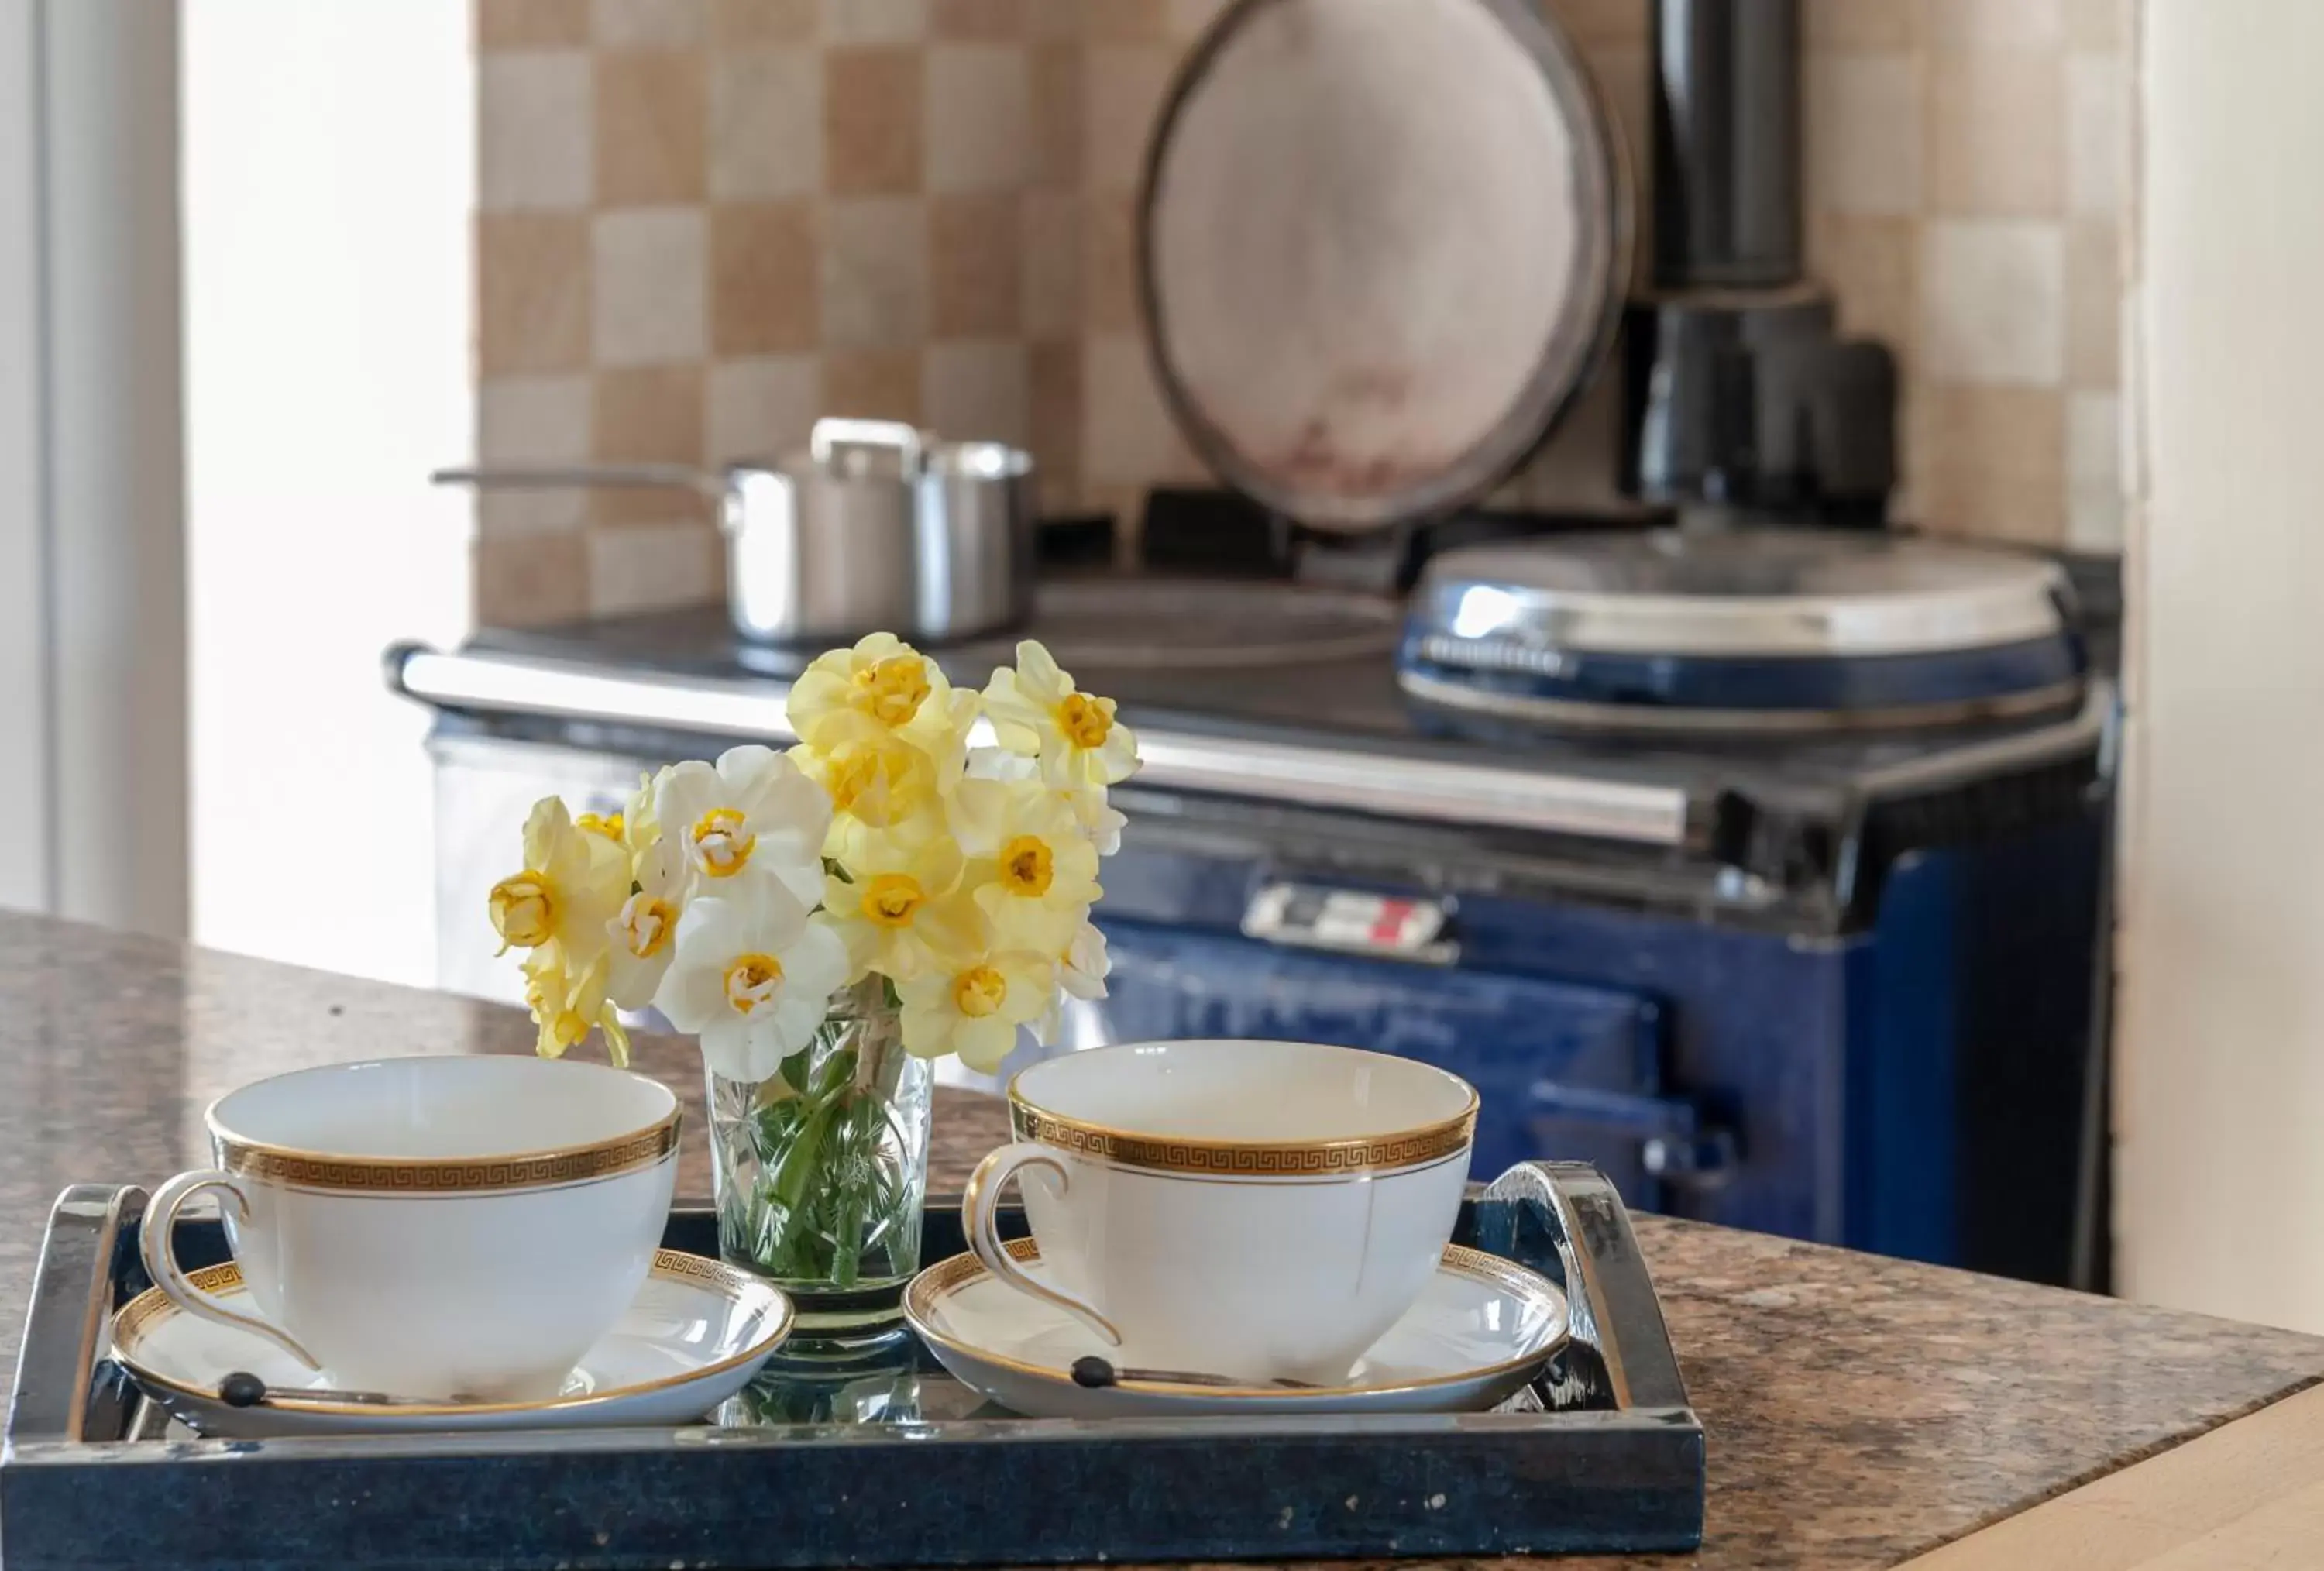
218, 1370, 270, 1408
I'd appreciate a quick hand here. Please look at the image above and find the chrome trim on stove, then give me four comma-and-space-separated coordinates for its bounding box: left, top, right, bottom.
389, 645, 1692, 847
1399, 664, 2089, 735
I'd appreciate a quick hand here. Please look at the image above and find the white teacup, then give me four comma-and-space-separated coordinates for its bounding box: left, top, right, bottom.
963, 1040, 1477, 1386
139, 1056, 680, 1401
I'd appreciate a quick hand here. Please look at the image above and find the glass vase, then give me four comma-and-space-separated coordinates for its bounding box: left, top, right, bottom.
704, 975, 932, 1356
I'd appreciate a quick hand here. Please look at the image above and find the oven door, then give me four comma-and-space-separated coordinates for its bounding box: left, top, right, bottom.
1022, 917, 1724, 1214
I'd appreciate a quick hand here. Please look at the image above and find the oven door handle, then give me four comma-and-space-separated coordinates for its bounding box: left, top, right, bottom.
1526, 1081, 1737, 1184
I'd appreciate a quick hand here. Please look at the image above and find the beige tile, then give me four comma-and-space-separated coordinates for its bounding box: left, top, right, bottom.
933, 0, 1027, 39
479, 214, 592, 374
1922, 0, 2063, 50
1029, 40, 1083, 186
1921, 220, 2064, 384
1085, 45, 1174, 189
1806, 0, 1917, 50
1166, 0, 1229, 38
823, 348, 924, 421
1930, 49, 2064, 215
826, 46, 925, 194
2065, 216, 2121, 388
1084, 0, 1170, 42
2067, 388, 2122, 550
595, 50, 707, 206
1084, 332, 1194, 483
930, 193, 1022, 335
592, 208, 707, 366
1028, 337, 1081, 506
710, 47, 823, 199
824, 0, 927, 41
821, 195, 930, 347
1020, 188, 1081, 335
593, 0, 706, 44
479, 0, 592, 50
477, 375, 594, 537
1806, 55, 1922, 215
1809, 212, 1920, 354
707, 355, 822, 461
925, 340, 1030, 443
1545, 0, 1648, 45
587, 521, 724, 614
710, 201, 822, 354
591, 366, 710, 522
927, 44, 1031, 192
2066, 53, 2124, 217
1918, 385, 2065, 542
710, 0, 816, 40
476, 529, 590, 627
481, 53, 593, 212
1081, 189, 1137, 332
2064, 0, 2123, 50
1026, 0, 1084, 39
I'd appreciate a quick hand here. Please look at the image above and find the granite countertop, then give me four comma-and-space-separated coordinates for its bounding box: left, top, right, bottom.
3, 909, 2321, 1569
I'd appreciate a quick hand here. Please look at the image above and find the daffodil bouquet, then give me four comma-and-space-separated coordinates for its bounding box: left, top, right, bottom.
490, 635, 1137, 1299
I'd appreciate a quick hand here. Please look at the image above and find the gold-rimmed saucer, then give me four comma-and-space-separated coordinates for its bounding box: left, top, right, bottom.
112, 1249, 792, 1438
903, 1239, 1569, 1419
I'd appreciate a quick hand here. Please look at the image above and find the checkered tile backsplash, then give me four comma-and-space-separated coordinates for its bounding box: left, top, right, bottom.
473, 0, 2129, 626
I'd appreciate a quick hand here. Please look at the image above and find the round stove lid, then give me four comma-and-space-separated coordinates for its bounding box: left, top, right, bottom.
1140, 0, 1629, 533
1411, 531, 2075, 659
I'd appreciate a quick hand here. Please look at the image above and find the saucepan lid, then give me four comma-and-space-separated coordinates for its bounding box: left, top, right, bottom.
1138, 0, 1630, 533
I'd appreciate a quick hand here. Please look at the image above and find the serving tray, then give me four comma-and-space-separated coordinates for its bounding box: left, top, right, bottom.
2, 1163, 1703, 1569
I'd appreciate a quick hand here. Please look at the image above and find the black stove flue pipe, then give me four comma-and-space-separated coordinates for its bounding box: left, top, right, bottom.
1650, 0, 1802, 290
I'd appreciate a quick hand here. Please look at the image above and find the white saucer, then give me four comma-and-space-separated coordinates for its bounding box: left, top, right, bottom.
903, 1240, 1569, 1419
112, 1249, 793, 1437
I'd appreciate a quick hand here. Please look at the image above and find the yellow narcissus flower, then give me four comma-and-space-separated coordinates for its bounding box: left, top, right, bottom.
964, 748, 1127, 855
951, 777, 1100, 942
981, 640, 1140, 789
791, 732, 950, 861
821, 830, 987, 982
897, 948, 1055, 1071
786, 632, 981, 759
655, 744, 830, 909
523, 947, 631, 1067
655, 882, 850, 1083
488, 796, 627, 967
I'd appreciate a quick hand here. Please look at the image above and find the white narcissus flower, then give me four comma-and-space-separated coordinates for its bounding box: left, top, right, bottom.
897, 948, 1056, 1072
785, 631, 981, 761
980, 640, 1140, 789
1059, 918, 1111, 1001
605, 818, 685, 1012
820, 829, 987, 982
951, 777, 1101, 943
655, 885, 849, 1084
655, 745, 830, 909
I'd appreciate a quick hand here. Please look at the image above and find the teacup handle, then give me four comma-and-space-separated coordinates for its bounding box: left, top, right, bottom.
961, 1143, 1123, 1347
139, 1170, 321, 1371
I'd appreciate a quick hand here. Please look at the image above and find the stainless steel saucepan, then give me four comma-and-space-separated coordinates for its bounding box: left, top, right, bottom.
435, 418, 1037, 645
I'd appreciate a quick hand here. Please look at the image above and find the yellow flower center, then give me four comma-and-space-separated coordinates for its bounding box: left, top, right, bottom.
576, 810, 624, 842
954, 965, 1008, 1019
489, 872, 555, 949
824, 738, 933, 827
853, 655, 932, 727
1057, 693, 1113, 750
620, 893, 676, 959
1000, 835, 1054, 897
691, 807, 756, 877
860, 873, 926, 928
723, 953, 785, 1015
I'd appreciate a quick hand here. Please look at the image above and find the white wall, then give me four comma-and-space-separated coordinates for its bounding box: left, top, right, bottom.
183, 1, 473, 984
2116, 0, 2324, 1331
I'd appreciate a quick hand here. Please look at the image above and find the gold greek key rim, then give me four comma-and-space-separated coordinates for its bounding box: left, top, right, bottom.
208, 1105, 682, 1194
112, 1249, 793, 1418
1007, 1099, 1477, 1179
903, 1239, 1568, 1401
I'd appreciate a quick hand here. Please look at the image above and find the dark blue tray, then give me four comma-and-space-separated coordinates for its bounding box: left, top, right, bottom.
2, 1164, 1703, 1569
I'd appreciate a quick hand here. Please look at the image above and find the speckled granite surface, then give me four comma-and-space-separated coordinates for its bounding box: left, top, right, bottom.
4, 909, 2322, 1569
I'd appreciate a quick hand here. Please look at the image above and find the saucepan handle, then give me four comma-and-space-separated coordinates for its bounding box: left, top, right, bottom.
139, 1169, 321, 1371
961, 1142, 1122, 1347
